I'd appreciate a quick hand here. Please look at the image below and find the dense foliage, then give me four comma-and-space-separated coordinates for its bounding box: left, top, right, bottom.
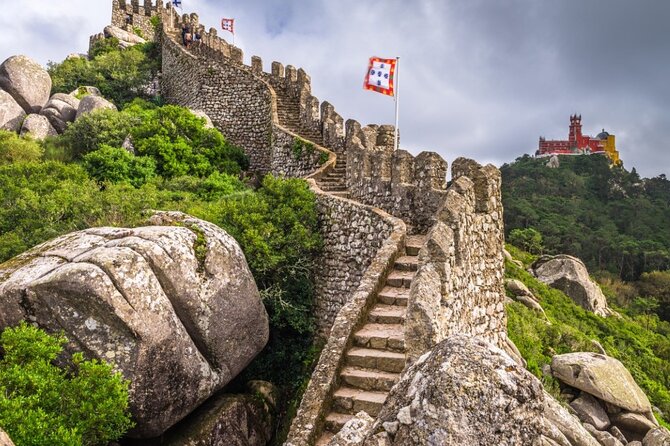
3, 38, 322, 444
48, 42, 161, 107
0, 323, 133, 446
504, 245, 670, 425
502, 155, 670, 281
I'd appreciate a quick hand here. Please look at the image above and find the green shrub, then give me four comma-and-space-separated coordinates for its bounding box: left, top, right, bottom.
83, 145, 156, 187
59, 109, 136, 160
0, 323, 133, 446
88, 37, 120, 58
48, 42, 160, 107
0, 131, 43, 165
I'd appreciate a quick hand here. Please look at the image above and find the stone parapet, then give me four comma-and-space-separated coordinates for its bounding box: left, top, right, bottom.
112, 0, 159, 41
405, 158, 506, 362
345, 120, 450, 233
285, 181, 406, 445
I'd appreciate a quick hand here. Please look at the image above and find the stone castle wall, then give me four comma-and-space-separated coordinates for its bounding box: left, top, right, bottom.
158, 5, 331, 175
405, 158, 507, 360
111, 0, 159, 41
313, 188, 401, 335
344, 122, 451, 233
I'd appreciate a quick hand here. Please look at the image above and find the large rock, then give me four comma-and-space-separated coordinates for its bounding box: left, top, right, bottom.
643, 428, 670, 445
327, 412, 375, 446
0, 55, 51, 113
0, 89, 26, 131
40, 93, 79, 133
20, 114, 57, 140
543, 392, 601, 446
76, 95, 117, 118
530, 255, 614, 317
0, 429, 14, 446
0, 211, 269, 437
551, 352, 652, 414
611, 411, 658, 435
162, 392, 273, 446
583, 423, 624, 446
571, 393, 610, 430
363, 335, 545, 445
104, 25, 147, 47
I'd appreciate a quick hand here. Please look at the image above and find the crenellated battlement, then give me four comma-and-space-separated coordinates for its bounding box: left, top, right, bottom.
342, 120, 451, 232
111, 0, 161, 40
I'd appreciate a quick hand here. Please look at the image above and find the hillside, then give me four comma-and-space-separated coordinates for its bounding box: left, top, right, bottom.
501, 155, 670, 281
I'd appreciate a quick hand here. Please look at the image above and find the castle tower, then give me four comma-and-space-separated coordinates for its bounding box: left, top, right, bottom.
568, 114, 582, 148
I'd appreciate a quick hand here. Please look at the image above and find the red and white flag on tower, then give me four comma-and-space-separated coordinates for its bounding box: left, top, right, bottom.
364, 57, 397, 96
221, 18, 235, 34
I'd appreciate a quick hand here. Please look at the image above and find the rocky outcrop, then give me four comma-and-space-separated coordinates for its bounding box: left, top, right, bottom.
162, 391, 274, 446
69, 86, 102, 97
326, 412, 375, 446
530, 255, 614, 317
20, 114, 57, 140
0, 55, 51, 113
542, 391, 601, 446
362, 335, 545, 445
0, 429, 14, 446
0, 89, 26, 131
0, 211, 269, 437
551, 353, 652, 414
104, 25, 147, 48
76, 95, 117, 118
41, 93, 80, 133
551, 352, 663, 444
643, 427, 670, 445
505, 278, 549, 319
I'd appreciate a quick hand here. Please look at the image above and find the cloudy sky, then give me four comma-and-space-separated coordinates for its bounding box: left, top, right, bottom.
2, 0, 669, 177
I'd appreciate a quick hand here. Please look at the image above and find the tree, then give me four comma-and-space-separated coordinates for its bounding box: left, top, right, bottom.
508, 227, 544, 254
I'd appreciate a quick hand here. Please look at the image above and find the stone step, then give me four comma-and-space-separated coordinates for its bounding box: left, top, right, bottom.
406, 235, 427, 256
354, 323, 405, 352
332, 387, 388, 417
324, 412, 353, 432
316, 432, 335, 446
369, 304, 406, 324
386, 270, 415, 288
378, 286, 409, 306
340, 366, 400, 391
329, 191, 350, 198
394, 256, 419, 272
346, 347, 406, 373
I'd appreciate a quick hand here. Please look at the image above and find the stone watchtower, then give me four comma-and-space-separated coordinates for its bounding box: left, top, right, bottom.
111, 0, 160, 41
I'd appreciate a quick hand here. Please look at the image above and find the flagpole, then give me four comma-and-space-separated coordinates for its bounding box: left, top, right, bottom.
394, 56, 400, 152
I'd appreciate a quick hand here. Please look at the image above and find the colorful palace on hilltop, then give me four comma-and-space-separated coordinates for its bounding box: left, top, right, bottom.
536, 115, 621, 164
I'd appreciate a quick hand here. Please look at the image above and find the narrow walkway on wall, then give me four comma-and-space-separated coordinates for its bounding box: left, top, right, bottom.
316, 235, 426, 446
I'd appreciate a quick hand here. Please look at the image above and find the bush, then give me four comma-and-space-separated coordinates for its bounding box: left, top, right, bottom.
83, 145, 156, 187
48, 42, 160, 107
60, 103, 248, 180
0, 323, 133, 446
0, 131, 43, 165
59, 109, 136, 160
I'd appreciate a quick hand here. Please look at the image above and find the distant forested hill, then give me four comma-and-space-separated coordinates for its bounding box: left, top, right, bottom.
501, 155, 670, 281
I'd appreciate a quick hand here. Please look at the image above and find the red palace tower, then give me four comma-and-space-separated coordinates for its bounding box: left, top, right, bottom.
537, 115, 620, 164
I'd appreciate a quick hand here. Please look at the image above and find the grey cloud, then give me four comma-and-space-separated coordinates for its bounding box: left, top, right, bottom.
3, 0, 669, 177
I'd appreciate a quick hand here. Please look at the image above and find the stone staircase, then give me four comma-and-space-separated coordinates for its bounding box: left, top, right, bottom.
275, 93, 324, 146
317, 156, 348, 198
315, 235, 427, 446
